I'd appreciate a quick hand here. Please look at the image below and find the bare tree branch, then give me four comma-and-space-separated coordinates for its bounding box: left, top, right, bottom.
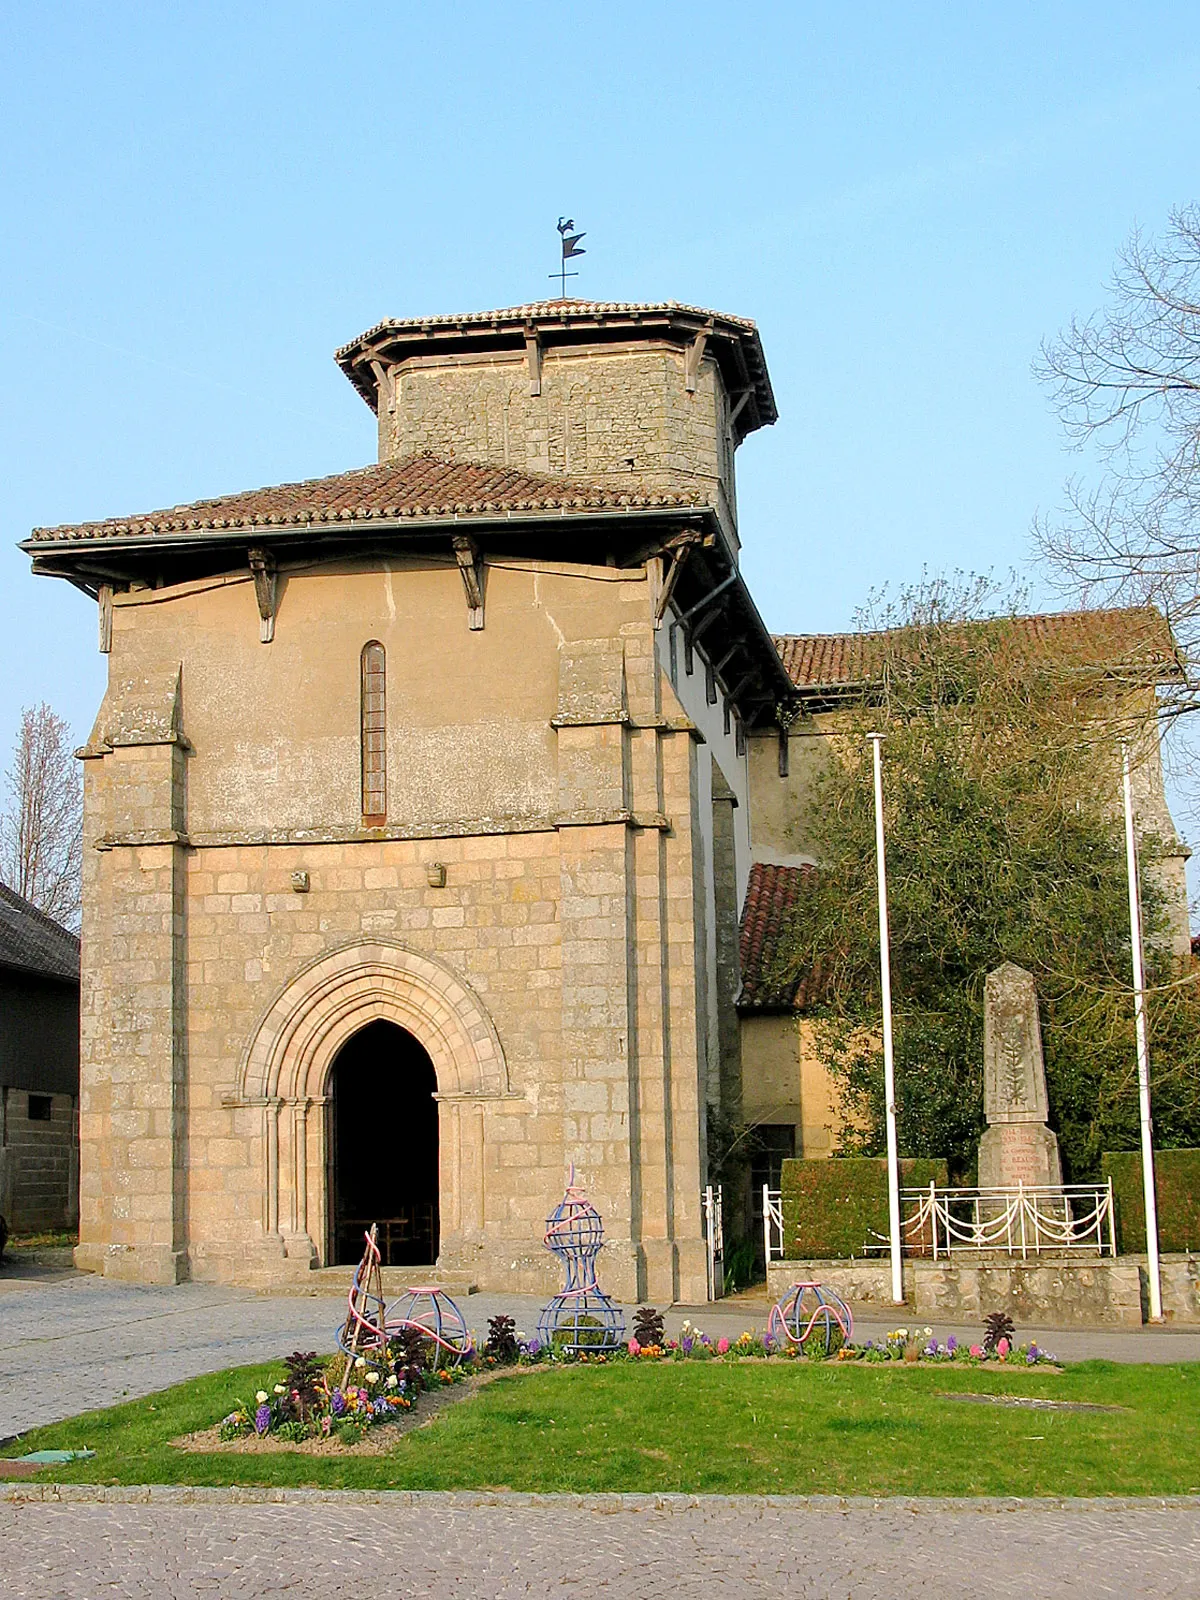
0, 704, 82, 930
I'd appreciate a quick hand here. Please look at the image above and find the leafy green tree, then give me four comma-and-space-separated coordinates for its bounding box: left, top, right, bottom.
773, 587, 1200, 1180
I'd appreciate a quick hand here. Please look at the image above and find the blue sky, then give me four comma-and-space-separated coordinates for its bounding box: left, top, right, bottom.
2, 4, 1198, 804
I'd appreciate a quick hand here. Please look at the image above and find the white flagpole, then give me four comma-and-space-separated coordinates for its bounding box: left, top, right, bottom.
869, 733, 904, 1305
1121, 742, 1163, 1322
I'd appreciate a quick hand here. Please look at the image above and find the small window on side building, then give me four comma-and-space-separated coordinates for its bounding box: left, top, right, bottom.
28, 1094, 52, 1122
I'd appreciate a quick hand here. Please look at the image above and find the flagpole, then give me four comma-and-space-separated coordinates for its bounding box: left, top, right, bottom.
869, 732, 904, 1305
1121, 742, 1164, 1322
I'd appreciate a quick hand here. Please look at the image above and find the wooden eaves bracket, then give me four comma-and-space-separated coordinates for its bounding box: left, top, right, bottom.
247, 548, 278, 643
452, 534, 485, 630
685, 322, 714, 393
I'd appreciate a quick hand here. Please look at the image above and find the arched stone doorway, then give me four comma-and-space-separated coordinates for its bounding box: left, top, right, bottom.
237, 940, 511, 1271
328, 1019, 439, 1266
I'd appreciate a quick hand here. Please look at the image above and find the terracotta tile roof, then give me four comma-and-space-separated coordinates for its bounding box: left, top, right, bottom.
774, 607, 1181, 691
335, 299, 759, 358
0, 883, 79, 982
29, 454, 702, 544
738, 861, 819, 1011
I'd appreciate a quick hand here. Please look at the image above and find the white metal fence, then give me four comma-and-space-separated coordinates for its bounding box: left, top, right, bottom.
761, 1180, 1116, 1262
891, 1182, 1116, 1260
762, 1183, 784, 1265
703, 1183, 725, 1299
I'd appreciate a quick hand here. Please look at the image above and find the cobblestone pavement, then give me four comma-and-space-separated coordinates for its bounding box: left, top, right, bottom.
4, 1266, 1200, 1438
2, 1491, 1200, 1598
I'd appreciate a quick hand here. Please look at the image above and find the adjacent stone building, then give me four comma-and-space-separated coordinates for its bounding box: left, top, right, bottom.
0, 885, 80, 1235
22, 298, 1191, 1292
738, 609, 1192, 1173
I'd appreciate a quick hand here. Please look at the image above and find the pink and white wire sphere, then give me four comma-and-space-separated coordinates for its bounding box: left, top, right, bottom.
768, 1281, 854, 1358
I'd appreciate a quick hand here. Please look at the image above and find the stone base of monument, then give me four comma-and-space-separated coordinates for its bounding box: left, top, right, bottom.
977, 1123, 1063, 1188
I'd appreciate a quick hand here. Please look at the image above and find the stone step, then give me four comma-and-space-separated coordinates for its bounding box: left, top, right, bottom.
310, 1265, 480, 1296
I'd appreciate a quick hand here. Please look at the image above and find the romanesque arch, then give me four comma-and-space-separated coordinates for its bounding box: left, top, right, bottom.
239, 939, 508, 1106
236, 940, 509, 1257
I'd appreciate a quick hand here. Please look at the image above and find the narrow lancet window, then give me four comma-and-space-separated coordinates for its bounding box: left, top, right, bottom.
361, 642, 386, 825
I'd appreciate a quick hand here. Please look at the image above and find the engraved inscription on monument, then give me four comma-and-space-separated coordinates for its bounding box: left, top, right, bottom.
977, 962, 1062, 1188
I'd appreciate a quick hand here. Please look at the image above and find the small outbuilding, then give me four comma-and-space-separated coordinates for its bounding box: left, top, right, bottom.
0, 884, 80, 1236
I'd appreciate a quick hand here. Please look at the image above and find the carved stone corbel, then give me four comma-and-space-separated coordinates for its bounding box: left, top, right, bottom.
452, 535, 485, 630
247, 548, 278, 644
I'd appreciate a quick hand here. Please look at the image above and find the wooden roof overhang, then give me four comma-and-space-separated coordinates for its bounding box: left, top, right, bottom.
336, 301, 777, 446
24, 502, 793, 729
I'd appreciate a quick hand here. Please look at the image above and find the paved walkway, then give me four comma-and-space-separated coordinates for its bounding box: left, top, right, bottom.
3, 1490, 1199, 1597
4, 1263, 1200, 1438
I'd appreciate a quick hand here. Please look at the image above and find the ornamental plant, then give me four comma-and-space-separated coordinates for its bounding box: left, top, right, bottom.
216, 1347, 480, 1446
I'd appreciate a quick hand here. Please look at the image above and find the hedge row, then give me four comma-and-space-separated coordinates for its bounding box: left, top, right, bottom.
1102, 1148, 1200, 1254
781, 1156, 948, 1261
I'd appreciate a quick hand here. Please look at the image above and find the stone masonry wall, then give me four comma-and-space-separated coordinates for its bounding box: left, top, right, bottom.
382, 343, 736, 535
75, 551, 732, 1301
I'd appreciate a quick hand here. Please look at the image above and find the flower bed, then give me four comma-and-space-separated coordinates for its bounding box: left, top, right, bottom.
207, 1313, 1058, 1443
513, 1314, 1057, 1368
217, 1347, 484, 1447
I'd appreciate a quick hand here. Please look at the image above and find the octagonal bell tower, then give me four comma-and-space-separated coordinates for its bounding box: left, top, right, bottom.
336, 299, 777, 555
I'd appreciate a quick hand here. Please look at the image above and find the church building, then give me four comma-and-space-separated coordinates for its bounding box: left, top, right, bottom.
23, 298, 1188, 1297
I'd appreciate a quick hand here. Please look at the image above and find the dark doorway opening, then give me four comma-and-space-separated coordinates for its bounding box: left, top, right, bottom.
329, 1019, 439, 1266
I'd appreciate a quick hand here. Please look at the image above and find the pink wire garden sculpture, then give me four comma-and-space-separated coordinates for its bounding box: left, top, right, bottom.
768, 1279, 854, 1357
336, 1224, 471, 1383
536, 1175, 625, 1354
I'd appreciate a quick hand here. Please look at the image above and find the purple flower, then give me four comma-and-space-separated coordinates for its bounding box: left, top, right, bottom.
762, 1334, 775, 1353
946, 1336, 958, 1354
254, 1404, 271, 1435
681, 1336, 694, 1355
527, 1339, 541, 1356
331, 1389, 346, 1416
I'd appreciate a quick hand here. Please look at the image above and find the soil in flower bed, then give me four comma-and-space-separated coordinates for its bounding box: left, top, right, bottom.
172, 1368, 541, 1456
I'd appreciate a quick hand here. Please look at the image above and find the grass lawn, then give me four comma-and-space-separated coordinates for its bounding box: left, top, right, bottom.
10, 1359, 1200, 1497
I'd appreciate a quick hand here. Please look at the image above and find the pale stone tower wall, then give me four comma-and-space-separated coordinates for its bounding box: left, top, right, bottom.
382, 343, 737, 532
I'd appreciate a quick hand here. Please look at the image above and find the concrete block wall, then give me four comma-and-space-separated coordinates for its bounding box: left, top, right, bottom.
0, 1088, 77, 1234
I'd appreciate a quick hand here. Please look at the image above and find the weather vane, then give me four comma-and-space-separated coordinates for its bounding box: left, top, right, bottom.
551, 217, 586, 297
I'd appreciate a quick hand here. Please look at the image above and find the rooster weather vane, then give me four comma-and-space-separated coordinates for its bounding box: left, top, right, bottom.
550, 217, 586, 297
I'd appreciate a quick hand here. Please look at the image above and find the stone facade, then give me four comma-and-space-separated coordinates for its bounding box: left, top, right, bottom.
27, 295, 1193, 1308
40, 300, 786, 1299
72, 555, 740, 1298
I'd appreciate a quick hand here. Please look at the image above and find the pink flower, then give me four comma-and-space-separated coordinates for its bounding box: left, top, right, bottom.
997, 1338, 1009, 1358
969, 1344, 983, 1358
716, 1338, 729, 1355
627, 1338, 640, 1355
